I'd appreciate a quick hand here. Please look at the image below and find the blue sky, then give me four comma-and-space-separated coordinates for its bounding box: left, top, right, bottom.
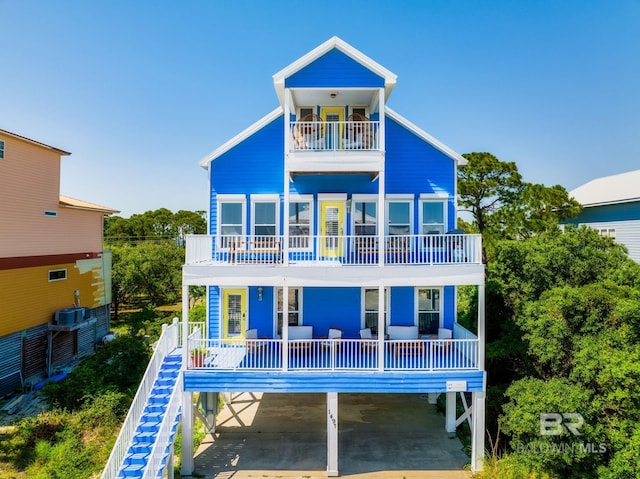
3, 0, 639, 218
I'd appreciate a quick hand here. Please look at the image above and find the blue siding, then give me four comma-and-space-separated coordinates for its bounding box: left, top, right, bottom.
208, 286, 220, 339
566, 201, 640, 224
385, 116, 457, 232
209, 191, 217, 235
285, 49, 385, 88
210, 115, 284, 195
303, 287, 361, 338
443, 286, 455, 329
184, 370, 485, 393
248, 286, 274, 338
390, 287, 414, 325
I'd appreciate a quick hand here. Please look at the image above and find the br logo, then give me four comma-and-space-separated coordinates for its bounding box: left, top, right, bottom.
540, 413, 584, 436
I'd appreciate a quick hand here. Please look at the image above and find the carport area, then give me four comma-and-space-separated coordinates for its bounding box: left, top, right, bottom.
191, 392, 471, 479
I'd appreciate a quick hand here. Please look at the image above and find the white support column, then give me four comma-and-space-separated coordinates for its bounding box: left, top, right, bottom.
283, 175, 290, 266
180, 391, 194, 475
471, 391, 486, 472
378, 88, 385, 152
282, 285, 289, 370
446, 392, 456, 433
182, 284, 190, 365
478, 284, 485, 370
327, 392, 339, 476
377, 284, 385, 370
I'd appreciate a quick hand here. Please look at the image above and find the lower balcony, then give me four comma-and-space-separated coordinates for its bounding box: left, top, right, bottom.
187, 337, 480, 372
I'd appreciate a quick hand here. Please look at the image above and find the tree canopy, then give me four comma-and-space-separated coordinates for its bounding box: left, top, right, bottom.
458, 152, 581, 262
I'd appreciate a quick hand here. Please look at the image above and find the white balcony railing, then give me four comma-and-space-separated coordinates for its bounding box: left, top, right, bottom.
290, 120, 380, 151
185, 233, 482, 266
186, 337, 479, 372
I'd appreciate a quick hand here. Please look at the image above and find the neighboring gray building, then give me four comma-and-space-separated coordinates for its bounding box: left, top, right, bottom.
567, 169, 640, 262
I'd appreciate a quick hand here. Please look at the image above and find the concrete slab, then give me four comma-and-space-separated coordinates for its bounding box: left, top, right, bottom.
192, 392, 472, 478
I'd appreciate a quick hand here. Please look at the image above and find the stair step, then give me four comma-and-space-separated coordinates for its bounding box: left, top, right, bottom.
137, 421, 160, 433
148, 394, 170, 405
118, 463, 145, 478
129, 444, 152, 455
124, 452, 149, 465
132, 431, 156, 443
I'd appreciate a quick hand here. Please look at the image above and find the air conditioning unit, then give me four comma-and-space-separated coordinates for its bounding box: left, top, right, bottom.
54, 308, 76, 325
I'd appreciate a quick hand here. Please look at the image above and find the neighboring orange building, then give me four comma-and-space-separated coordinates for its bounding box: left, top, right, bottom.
0, 128, 118, 395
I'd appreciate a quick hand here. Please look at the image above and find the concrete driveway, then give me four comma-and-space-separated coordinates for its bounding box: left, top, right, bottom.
191, 392, 472, 479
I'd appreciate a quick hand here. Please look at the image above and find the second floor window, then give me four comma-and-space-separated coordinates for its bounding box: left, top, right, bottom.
253, 202, 276, 237
289, 200, 311, 248
353, 201, 377, 236
421, 201, 446, 234
0, 140, 4, 159
387, 201, 411, 236
220, 202, 244, 237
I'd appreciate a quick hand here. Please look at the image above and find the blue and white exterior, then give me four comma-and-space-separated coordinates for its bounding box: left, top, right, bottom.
567, 169, 640, 263
182, 37, 486, 475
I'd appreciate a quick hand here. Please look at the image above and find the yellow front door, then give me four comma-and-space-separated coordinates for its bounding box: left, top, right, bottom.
321, 107, 344, 150
320, 201, 345, 258
223, 289, 247, 339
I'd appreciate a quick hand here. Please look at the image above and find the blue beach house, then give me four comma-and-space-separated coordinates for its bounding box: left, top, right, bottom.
102, 37, 487, 478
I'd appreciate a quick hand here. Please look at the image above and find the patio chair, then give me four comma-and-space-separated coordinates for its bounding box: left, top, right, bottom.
246, 328, 267, 353
343, 112, 371, 149
293, 113, 324, 150
321, 327, 342, 350
434, 327, 453, 352
359, 327, 378, 352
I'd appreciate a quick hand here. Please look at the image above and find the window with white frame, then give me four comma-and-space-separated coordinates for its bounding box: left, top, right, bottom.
386, 199, 413, 236
218, 196, 245, 247
596, 227, 616, 239
0, 140, 4, 159
363, 288, 388, 335
289, 197, 312, 248
417, 288, 441, 335
420, 199, 446, 234
251, 196, 278, 238
277, 287, 301, 336
353, 199, 377, 236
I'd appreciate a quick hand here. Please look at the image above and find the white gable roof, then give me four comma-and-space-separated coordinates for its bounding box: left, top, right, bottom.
272, 36, 397, 107
570, 169, 640, 207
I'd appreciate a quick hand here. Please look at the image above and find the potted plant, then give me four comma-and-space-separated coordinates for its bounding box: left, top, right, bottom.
190, 346, 208, 367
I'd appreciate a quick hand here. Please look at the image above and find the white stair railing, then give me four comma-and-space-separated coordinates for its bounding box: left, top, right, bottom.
100, 318, 180, 479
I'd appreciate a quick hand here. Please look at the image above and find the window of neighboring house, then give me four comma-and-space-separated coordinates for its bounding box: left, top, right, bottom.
251, 198, 278, 238
386, 199, 412, 236
420, 200, 446, 234
363, 288, 388, 335
353, 200, 377, 236
277, 287, 301, 337
218, 197, 245, 248
597, 227, 616, 239
417, 288, 441, 335
48, 269, 67, 282
289, 198, 312, 248
0, 140, 4, 159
